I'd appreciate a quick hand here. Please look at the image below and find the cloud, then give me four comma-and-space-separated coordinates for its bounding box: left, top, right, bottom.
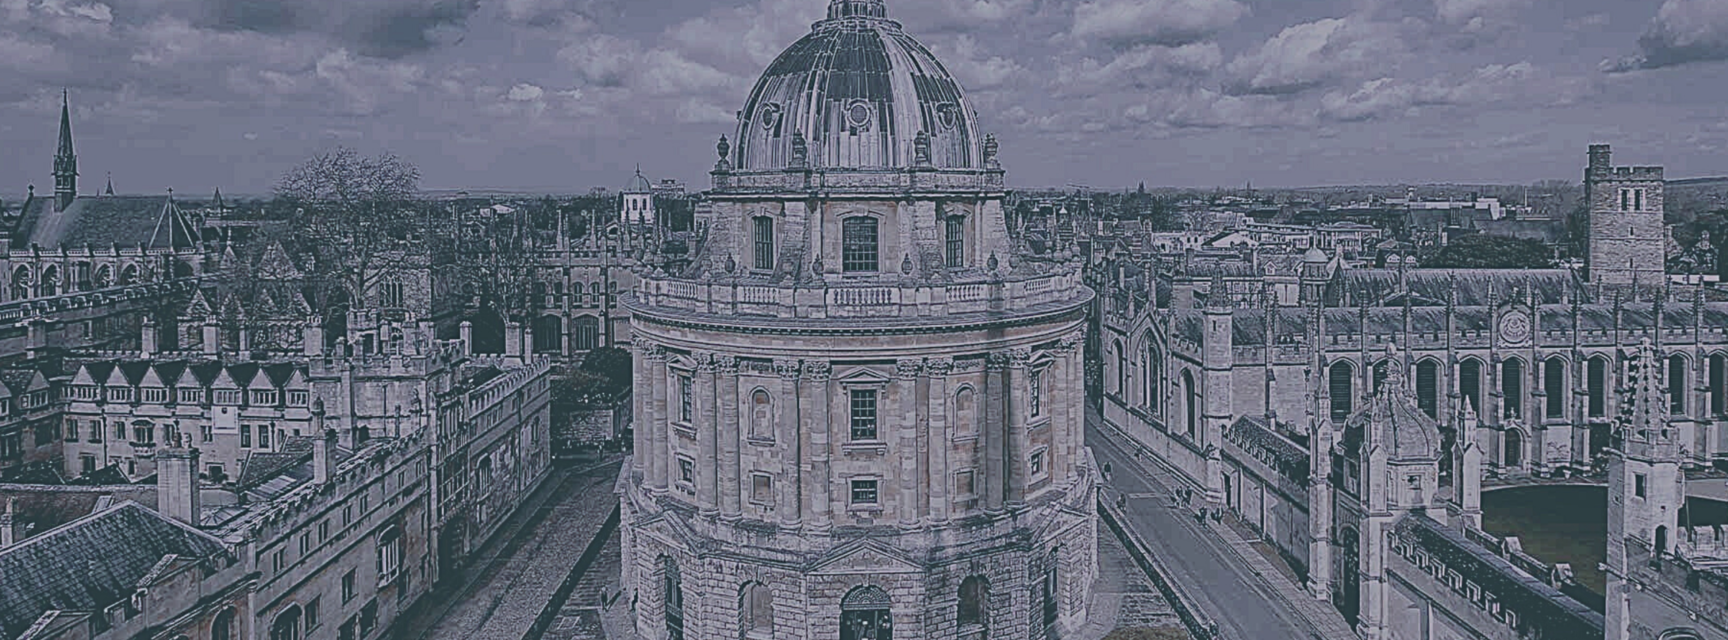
1433, 0, 1530, 34
1124, 88, 1308, 130
1318, 62, 1593, 122
1070, 0, 1249, 48
1225, 16, 1405, 95
506, 83, 544, 101
496, 0, 613, 27
1602, 0, 1728, 72
192, 0, 479, 59
927, 34, 1025, 89
926, 0, 1033, 24
1053, 42, 1222, 96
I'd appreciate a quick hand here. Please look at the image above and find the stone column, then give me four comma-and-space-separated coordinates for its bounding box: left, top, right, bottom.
718, 355, 742, 520
776, 359, 802, 525
984, 352, 1008, 512
804, 361, 833, 529
896, 359, 922, 527
632, 343, 651, 480
648, 348, 669, 493
926, 358, 953, 524
696, 352, 719, 516
1007, 349, 1032, 507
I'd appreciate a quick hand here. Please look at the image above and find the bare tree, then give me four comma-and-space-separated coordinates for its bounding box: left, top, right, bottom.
274, 148, 426, 324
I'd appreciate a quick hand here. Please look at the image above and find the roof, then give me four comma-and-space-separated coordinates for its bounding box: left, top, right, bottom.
0, 502, 228, 639
14, 195, 198, 250
1393, 513, 1603, 638
732, 0, 982, 172
1332, 268, 1578, 307
1343, 352, 1442, 461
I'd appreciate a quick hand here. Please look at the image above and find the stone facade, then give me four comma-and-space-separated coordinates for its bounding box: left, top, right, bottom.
1585, 145, 1667, 288
618, 2, 1097, 639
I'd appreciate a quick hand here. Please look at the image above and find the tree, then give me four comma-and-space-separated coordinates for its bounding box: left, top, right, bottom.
1425, 234, 1558, 270
274, 148, 425, 325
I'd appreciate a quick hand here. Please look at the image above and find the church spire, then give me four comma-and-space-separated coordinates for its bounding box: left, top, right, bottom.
54, 89, 78, 211
103, 172, 114, 196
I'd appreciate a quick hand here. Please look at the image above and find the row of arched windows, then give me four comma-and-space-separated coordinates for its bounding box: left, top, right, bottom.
7, 262, 152, 301
747, 214, 971, 275
1324, 353, 1728, 421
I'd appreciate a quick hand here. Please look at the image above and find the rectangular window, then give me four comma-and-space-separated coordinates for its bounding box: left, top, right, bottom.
1635, 473, 1647, 499
340, 619, 356, 640
305, 596, 320, 631
113, 423, 125, 441
342, 569, 356, 602
142, 388, 168, 404
753, 217, 775, 271
1621, 189, 1631, 211
271, 549, 284, 573
841, 217, 879, 273
320, 519, 330, 542
289, 391, 309, 406
850, 479, 879, 505
750, 473, 773, 506
1636, 189, 1645, 212
299, 532, 311, 555
86, 419, 101, 443
258, 426, 270, 449
1030, 450, 1047, 478
132, 425, 154, 445
64, 419, 78, 442
179, 388, 201, 404
1030, 368, 1045, 417
80, 454, 96, 475
241, 424, 252, 448
849, 389, 879, 441
201, 424, 213, 442
678, 457, 695, 485
678, 375, 693, 424
945, 216, 965, 267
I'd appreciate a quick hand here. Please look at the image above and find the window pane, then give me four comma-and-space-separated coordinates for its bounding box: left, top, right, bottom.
842, 218, 879, 272
850, 389, 878, 441
753, 217, 775, 271
945, 216, 964, 267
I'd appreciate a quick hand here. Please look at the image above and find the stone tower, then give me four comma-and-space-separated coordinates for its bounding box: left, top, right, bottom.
54, 89, 77, 212
1585, 144, 1666, 287
618, 2, 1097, 639
1606, 340, 1685, 640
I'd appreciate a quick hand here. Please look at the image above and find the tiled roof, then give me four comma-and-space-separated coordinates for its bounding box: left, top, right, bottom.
14, 195, 198, 250
0, 502, 227, 639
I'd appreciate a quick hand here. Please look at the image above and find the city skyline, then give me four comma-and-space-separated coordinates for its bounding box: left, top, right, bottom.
0, 0, 1724, 194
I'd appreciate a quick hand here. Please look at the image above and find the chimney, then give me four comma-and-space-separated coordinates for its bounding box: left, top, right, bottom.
156, 437, 202, 527
313, 428, 335, 485
459, 321, 473, 355
202, 318, 219, 355
505, 321, 523, 361
1589, 144, 1612, 173
140, 316, 157, 357
0, 498, 17, 548
304, 318, 325, 357
24, 319, 47, 360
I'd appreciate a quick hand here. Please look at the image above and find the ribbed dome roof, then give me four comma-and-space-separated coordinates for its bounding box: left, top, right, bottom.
731, 0, 983, 172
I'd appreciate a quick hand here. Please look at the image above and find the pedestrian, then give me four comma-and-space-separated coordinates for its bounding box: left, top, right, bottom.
1102, 461, 1113, 481
1116, 494, 1127, 509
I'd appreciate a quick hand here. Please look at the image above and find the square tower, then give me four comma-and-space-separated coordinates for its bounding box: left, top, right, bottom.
1584, 145, 1666, 286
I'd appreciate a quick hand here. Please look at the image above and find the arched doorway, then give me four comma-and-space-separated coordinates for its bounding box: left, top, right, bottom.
957, 576, 989, 639
740, 581, 773, 640
840, 585, 892, 640
1338, 527, 1361, 626
1656, 525, 1670, 556
664, 557, 685, 640
1504, 429, 1524, 468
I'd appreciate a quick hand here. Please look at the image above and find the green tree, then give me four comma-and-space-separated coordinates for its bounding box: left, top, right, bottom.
1426, 234, 1558, 269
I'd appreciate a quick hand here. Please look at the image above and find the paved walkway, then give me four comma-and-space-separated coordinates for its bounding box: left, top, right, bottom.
396, 458, 624, 640
1089, 416, 1356, 640
1079, 516, 1185, 638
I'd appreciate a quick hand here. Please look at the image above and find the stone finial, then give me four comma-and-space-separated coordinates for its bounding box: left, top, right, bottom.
791, 132, 809, 168
724, 254, 737, 274
987, 252, 999, 272
715, 136, 732, 172
913, 130, 932, 167
901, 253, 914, 275
983, 134, 1000, 169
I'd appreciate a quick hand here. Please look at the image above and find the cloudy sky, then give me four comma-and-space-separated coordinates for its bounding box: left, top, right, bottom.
1, 0, 1726, 195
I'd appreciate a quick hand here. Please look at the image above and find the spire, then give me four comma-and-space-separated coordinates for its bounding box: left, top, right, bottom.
54, 89, 77, 211
103, 172, 113, 196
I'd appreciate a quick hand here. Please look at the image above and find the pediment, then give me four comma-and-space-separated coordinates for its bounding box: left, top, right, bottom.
834, 367, 892, 386
811, 538, 920, 575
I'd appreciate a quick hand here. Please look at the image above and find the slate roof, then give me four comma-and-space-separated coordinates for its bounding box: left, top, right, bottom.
14, 195, 198, 250
1332, 269, 1579, 307
1224, 416, 1310, 483
1393, 513, 1603, 638
0, 502, 228, 640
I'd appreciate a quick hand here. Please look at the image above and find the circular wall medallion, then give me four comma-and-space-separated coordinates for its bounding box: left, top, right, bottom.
1500, 311, 1531, 345
844, 100, 873, 130
936, 103, 958, 130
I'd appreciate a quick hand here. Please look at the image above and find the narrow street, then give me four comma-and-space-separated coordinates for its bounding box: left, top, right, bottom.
394, 457, 624, 640
1088, 419, 1344, 640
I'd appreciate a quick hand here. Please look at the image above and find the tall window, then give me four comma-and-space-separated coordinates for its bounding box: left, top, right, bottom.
678, 375, 693, 424
1502, 359, 1524, 419
850, 389, 879, 441
1460, 359, 1483, 416
958, 575, 990, 635
1144, 344, 1161, 413
1712, 354, 1726, 416
1029, 368, 1045, 417
741, 582, 774, 639
945, 216, 965, 267
573, 316, 599, 352
1670, 355, 1688, 415
1545, 358, 1565, 419
955, 388, 978, 435
750, 390, 773, 440
1112, 340, 1126, 397
1329, 362, 1354, 420
270, 606, 302, 640
1183, 370, 1198, 437
842, 217, 879, 272
1416, 360, 1438, 419
1588, 357, 1607, 417
753, 217, 775, 271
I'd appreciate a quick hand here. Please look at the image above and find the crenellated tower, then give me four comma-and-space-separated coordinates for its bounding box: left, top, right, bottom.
1584, 144, 1666, 287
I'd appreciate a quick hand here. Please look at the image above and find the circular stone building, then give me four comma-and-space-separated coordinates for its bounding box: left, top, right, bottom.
618, 1, 1098, 639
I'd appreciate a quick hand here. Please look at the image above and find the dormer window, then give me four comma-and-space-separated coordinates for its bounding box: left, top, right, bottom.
753, 217, 775, 271
215, 389, 241, 405
252, 389, 279, 406
141, 388, 168, 404
842, 217, 879, 273
179, 388, 203, 404
107, 386, 133, 403
288, 391, 309, 406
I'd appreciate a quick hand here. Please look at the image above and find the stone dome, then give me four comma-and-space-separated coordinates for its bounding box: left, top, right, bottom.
730, 0, 984, 172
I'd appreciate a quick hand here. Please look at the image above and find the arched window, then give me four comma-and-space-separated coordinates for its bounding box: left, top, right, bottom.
1329, 362, 1354, 420
572, 315, 600, 352
533, 315, 563, 354
957, 575, 989, 636
1182, 370, 1198, 438
269, 605, 302, 640
944, 215, 966, 268
93, 264, 112, 288
740, 582, 774, 639
955, 387, 978, 436
663, 557, 685, 640
1415, 360, 1439, 418
1111, 340, 1125, 397
1459, 358, 1483, 416
10, 266, 28, 301
1670, 355, 1688, 415
1501, 359, 1524, 420
1588, 356, 1608, 417
39, 265, 59, 298
752, 216, 775, 271
1504, 429, 1524, 468
841, 217, 880, 273
1711, 354, 1726, 416
120, 263, 140, 286
750, 389, 773, 440
1144, 344, 1161, 414
840, 585, 892, 640
1545, 357, 1566, 419
212, 607, 236, 640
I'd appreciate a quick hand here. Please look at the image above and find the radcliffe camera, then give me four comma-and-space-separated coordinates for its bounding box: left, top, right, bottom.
1, 1, 1726, 640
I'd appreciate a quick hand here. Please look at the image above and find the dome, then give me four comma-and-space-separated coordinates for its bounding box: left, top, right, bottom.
731, 0, 984, 172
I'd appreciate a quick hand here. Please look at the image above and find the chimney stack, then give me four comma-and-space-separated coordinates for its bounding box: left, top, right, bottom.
0, 498, 17, 548
313, 428, 336, 485
202, 318, 219, 356
1588, 144, 1612, 173
140, 316, 157, 357
156, 437, 202, 527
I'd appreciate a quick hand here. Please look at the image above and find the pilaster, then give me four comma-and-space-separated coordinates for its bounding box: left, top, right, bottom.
776, 359, 802, 526
984, 352, 1008, 513
896, 359, 922, 526
718, 355, 742, 520
804, 360, 833, 529
696, 352, 719, 515
926, 357, 953, 524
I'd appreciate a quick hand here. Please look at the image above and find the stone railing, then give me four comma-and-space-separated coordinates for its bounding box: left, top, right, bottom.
631, 269, 1090, 322
712, 167, 1006, 194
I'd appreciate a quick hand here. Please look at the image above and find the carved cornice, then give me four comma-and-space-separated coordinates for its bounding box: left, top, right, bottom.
803, 360, 832, 381
925, 357, 954, 377
896, 360, 923, 379
774, 359, 801, 379
715, 354, 739, 374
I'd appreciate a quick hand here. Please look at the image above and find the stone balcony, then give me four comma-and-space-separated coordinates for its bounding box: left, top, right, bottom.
711, 166, 1006, 196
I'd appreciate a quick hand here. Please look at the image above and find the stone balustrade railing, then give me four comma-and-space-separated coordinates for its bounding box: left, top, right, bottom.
631, 269, 1090, 321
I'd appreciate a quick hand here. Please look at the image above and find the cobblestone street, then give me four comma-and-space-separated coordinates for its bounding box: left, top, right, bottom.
395, 457, 624, 640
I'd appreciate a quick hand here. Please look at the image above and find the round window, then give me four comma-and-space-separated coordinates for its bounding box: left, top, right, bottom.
937, 103, 958, 130
759, 103, 782, 131
845, 101, 873, 130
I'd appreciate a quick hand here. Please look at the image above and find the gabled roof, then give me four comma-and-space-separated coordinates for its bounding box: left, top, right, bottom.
0, 369, 51, 396
0, 502, 228, 640
14, 195, 198, 251
253, 241, 303, 281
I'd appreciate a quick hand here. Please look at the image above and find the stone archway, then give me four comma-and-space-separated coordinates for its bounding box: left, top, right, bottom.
840, 585, 892, 640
